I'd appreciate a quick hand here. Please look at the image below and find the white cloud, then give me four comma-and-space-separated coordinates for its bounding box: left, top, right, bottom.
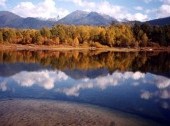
58, 71, 146, 96
154, 0, 170, 18
11, 70, 68, 90
157, 4, 170, 18
140, 88, 170, 104
12, 71, 54, 89
154, 75, 170, 89
12, 0, 69, 19
0, 81, 7, 91
160, 90, 170, 99
126, 13, 148, 21
140, 74, 170, 102
66, 0, 96, 8
134, 6, 143, 11
0, 70, 68, 91
0, 69, 169, 111
96, 1, 129, 21
132, 71, 145, 80
57, 71, 170, 98
66, 0, 148, 21
143, 0, 170, 19
141, 91, 152, 100
0, 0, 6, 6
1, 69, 169, 105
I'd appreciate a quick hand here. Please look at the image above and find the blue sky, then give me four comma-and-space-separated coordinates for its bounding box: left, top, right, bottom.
0, 0, 170, 21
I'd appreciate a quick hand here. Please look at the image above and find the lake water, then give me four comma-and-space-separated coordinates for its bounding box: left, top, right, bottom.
0, 50, 170, 126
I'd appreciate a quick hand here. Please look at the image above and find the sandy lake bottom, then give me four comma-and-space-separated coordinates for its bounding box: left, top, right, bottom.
0, 99, 162, 126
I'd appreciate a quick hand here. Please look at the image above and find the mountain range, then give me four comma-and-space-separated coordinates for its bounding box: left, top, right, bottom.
0, 10, 170, 29
0, 11, 56, 29
57, 10, 117, 26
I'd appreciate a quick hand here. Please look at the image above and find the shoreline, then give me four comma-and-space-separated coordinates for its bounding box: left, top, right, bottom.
0, 44, 170, 52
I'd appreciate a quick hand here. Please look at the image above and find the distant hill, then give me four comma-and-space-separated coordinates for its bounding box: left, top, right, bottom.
0, 11, 56, 29
57, 10, 118, 26
146, 17, 170, 26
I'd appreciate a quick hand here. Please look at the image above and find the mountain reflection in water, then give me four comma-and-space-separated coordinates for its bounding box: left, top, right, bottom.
0, 50, 169, 125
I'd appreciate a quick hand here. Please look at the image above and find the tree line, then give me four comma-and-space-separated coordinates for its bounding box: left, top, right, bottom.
0, 23, 170, 47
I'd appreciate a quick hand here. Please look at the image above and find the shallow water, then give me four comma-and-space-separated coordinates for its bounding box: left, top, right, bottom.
0, 50, 169, 126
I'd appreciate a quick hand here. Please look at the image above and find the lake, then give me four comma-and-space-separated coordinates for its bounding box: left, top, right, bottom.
0, 50, 169, 126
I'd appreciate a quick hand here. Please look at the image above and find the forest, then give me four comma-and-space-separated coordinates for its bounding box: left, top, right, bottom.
0, 23, 170, 48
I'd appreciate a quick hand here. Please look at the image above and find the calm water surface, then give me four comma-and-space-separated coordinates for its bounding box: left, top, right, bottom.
0, 51, 170, 125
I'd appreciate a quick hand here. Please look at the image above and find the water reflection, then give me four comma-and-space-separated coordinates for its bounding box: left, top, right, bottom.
0, 51, 169, 76
0, 69, 169, 111
0, 50, 170, 125
57, 71, 145, 96
0, 70, 68, 90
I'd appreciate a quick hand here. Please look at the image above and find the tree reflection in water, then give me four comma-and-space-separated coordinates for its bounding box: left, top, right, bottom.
0, 50, 169, 76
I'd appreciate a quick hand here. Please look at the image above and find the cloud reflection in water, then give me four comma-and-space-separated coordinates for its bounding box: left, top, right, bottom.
58, 71, 145, 96
0, 70, 68, 90
0, 70, 169, 109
